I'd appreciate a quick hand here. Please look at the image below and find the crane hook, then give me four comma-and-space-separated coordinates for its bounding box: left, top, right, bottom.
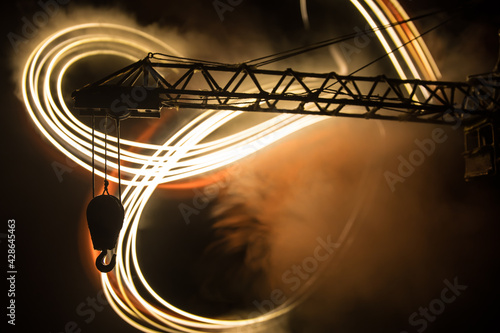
96, 250, 116, 273
86, 194, 124, 273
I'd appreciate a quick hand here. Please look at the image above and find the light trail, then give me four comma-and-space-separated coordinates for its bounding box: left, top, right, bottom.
21, 22, 323, 333
20, 2, 440, 332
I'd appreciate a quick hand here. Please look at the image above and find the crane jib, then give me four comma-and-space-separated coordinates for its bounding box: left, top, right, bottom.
71, 55, 500, 180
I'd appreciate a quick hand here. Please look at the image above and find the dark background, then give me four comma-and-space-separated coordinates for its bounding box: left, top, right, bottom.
2, 0, 499, 332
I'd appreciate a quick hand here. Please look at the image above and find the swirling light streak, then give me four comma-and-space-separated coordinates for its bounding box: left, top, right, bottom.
25, 25, 320, 184
22, 22, 323, 332
366, 0, 422, 80
351, 0, 408, 81
380, 0, 441, 80
21, 2, 440, 331
350, 0, 437, 99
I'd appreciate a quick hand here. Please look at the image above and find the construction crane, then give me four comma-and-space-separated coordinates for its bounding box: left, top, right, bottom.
72, 50, 500, 180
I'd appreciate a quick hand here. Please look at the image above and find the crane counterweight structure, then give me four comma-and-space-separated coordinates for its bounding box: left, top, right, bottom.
72, 53, 500, 180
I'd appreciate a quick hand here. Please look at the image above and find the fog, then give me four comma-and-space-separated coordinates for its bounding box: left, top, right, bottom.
8, 1, 499, 332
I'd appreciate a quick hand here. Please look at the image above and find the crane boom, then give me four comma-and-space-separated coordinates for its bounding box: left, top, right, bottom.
72, 54, 500, 179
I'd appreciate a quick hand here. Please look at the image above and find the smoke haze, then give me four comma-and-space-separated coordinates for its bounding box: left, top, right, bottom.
6, 1, 499, 332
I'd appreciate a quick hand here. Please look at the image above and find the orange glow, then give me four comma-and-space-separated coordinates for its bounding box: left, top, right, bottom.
22, 2, 443, 331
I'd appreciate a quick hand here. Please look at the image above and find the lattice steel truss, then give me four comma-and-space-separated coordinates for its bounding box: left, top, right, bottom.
72, 54, 500, 178
72, 54, 499, 126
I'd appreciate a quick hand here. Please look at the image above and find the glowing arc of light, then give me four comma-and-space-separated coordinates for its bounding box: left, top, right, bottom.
21, 2, 442, 330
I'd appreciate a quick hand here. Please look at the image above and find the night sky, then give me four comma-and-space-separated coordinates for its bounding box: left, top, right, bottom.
2, 1, 500, 332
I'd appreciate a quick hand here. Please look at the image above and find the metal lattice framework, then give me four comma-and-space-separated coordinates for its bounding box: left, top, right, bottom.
72, 54, 499, 126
